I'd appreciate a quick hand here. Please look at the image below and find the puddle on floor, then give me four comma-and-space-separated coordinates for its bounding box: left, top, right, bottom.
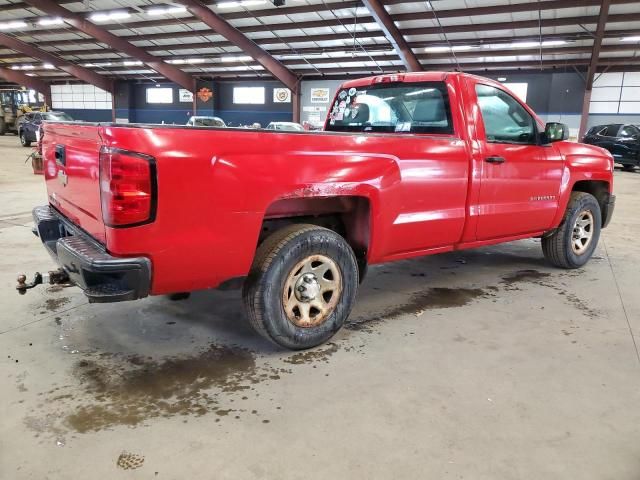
44, 297, 70, 312
63, 344, 272, 433
347, 287, 491, 331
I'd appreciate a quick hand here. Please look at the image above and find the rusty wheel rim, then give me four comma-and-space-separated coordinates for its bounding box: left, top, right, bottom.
282, 254, 342, 328
571, 210, 594, 255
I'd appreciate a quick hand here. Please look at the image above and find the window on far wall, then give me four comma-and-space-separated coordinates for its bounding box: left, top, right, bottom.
233, 87, 265, 104
146, 87, 173, 104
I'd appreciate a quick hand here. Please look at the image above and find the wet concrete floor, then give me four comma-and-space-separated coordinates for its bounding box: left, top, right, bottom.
1, 136, 639, 479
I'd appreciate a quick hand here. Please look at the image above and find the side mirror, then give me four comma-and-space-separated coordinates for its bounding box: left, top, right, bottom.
543, 122, 569, 143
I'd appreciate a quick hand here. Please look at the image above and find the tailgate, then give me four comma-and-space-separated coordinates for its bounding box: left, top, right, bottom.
42, 123, 106, 244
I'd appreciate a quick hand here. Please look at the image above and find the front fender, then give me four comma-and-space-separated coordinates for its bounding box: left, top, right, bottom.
550, 142, 614, 228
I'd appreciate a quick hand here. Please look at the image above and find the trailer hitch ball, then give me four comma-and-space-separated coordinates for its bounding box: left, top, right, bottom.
16, 269, 70, 295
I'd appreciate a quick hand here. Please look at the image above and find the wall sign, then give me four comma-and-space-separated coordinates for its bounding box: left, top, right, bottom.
273, 88, 291, 103
179, 89, 194, 102
310, 87, 330, 103
197, 87, 213, 102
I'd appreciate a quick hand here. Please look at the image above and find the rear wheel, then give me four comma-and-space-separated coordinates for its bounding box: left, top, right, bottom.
243, 224, 359, 350
0, 118, 6, 135
19, 131, 31, 147
622, 164, 636, 172
542, 192, 601, 269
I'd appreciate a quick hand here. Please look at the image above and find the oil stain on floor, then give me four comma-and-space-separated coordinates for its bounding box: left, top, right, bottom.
63, 344, 279, 433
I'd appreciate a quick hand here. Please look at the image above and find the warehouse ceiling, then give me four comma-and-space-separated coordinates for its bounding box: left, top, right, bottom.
0, 0, 639, 86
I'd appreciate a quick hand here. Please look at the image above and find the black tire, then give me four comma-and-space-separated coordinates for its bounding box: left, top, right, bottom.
0, 118, 6, 136
542, 192, 601, 269
622, 164, 636, 172
19, 131, 31, 147
243, 224, 359, 350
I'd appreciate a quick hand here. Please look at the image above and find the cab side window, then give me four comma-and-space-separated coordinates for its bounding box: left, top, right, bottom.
475, 84, 537, 145
603, 125, 621, 137
619, 125, 639, 138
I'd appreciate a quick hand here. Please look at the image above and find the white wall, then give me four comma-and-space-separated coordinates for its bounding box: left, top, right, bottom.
590, 72, 640, 114
51, 84, 112, 110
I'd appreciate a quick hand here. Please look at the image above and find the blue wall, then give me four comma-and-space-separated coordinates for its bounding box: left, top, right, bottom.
62, 108, 112, 122
112, 79, 293, 126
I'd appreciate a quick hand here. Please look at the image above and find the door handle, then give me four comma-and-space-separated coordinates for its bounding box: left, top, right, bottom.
485, 156, 506, 164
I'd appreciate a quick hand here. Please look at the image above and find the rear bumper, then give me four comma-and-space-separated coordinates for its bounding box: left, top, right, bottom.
602, 194, 616, 229
33, 205, 151, 303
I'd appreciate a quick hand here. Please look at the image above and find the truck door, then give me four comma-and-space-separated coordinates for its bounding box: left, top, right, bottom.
469, 80, 563, 240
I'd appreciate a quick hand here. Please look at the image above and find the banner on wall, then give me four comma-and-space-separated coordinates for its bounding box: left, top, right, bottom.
273, 88, 291, 103
310, 87, 330, 103
179, 89, 194, 102
197, 87, 213, 102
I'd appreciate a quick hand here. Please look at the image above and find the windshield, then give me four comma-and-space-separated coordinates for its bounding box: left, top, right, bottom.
43, 113, 73, 121
193, 117, 225, 127
325, 81, 453, 134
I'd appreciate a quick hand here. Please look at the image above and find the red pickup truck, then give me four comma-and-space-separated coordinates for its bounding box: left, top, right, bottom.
24, 72, 615, 349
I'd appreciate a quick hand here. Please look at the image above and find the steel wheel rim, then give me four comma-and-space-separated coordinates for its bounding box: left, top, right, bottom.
571, 210, 594, 255
282, 254, 342, 328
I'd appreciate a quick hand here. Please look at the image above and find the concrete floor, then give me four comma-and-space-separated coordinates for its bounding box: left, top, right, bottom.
1, 134, 639, 479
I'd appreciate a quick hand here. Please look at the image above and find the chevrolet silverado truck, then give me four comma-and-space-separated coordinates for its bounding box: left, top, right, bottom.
20, 72, 615, 350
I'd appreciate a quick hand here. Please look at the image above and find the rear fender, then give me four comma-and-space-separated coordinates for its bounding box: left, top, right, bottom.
214, 151, 402, 266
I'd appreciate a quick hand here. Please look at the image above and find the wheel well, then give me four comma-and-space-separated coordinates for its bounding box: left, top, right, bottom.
259, 196, 371, 271
571, 180, 610, 224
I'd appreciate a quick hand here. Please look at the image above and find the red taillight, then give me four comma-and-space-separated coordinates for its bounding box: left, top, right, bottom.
99, 147, 156, 227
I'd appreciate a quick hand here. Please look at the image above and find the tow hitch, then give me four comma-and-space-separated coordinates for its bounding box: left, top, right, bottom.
16, 269, 71, 295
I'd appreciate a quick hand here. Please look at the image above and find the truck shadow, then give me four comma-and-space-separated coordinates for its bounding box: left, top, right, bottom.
66, 239, 553, 357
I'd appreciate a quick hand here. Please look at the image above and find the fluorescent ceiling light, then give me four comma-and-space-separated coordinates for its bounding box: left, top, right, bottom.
217, 0, 266, 8
123, 60, 143, 66
424, 45, 474, 52
43, 63, 55, 69
38, 17, 64, 26
0, 21, 28, 30
221, 55, 253, 62
147, 6, 187, 16
493, 40, 568, 49
89, 11, 130, 22
621, 36, 640, 42
497, 77, 507, 82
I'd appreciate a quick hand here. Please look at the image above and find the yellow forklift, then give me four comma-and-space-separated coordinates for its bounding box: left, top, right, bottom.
0, 88, 48, 135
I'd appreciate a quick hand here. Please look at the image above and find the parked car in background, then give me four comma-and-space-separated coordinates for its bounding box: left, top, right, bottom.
582, 124, 640, 171
186, 116, 226, 127
18, 111, 73, 147
266, 121, 305, 131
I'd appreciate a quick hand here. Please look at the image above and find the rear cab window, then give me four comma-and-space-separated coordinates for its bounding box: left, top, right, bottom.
325, 81, 454, 135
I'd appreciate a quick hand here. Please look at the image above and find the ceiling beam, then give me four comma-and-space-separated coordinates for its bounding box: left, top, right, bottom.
0, 66, 51, 105
361, 0, 421, 71
174, 0, 299, 91
5, 29, 640, 63
0, 33, 113, 93
10, 0, 638, 38
17, 10, 640, 51
579, 0, 611, 138
22, 0, 196, 91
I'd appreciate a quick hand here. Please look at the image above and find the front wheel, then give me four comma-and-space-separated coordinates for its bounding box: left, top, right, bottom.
20, 131, 31, 147
542, 192, 601, 269
243, 224, 359, 350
